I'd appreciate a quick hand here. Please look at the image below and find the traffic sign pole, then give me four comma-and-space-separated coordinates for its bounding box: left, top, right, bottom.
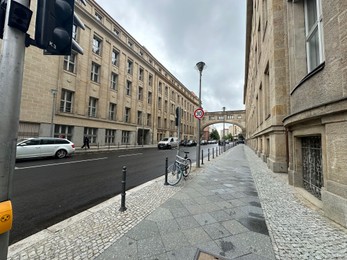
0, 0, 29, 257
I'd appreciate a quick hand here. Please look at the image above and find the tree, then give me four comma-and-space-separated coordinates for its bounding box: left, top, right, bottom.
210, 129, 220, 140
225, 133, 233, 141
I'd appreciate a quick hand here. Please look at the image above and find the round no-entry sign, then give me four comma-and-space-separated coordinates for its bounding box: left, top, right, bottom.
194, 108, 205, 119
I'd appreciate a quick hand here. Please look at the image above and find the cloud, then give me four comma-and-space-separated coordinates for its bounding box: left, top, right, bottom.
97, 0, 246, 112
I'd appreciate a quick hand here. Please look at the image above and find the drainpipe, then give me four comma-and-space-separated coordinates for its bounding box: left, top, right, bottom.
285, 127, 289, 172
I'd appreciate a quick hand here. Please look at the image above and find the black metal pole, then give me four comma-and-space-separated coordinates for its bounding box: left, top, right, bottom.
119, 166, 127, 212
208, 148, 210, 161
201, 150, 204, 165
164, 157, 169, 185
213, 147, 215, 159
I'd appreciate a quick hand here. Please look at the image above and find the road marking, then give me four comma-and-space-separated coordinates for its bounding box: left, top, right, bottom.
15, 157, 108, 170
118, 153, 143, 158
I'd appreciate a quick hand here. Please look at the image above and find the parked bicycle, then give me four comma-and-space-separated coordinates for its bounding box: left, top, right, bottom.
167, 151, 192, 186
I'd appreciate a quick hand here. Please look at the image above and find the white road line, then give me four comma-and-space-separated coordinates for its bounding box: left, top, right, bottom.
15, 157, 108, 170
118, 153, 143, 158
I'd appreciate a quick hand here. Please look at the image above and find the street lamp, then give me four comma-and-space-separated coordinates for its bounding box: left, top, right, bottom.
196, 61, 205, 168
223, 106, 226, 151
50, 89, 58, 137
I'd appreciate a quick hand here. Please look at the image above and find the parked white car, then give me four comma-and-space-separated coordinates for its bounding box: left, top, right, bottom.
16, 137, 75, 159
157, 137, 178, 149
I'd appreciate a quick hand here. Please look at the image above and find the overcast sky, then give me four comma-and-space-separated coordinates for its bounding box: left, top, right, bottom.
96, 0, 246, 113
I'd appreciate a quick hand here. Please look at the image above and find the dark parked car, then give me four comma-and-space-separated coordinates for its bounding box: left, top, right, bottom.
185, 140, 197, 147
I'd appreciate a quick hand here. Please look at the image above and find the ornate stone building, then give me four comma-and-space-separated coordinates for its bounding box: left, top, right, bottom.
245, 0, 347, 228
17, 0, 198, 147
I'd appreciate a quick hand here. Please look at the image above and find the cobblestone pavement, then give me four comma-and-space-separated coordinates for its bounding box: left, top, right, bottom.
7, 145, 347, 259
244, 147, 347, 260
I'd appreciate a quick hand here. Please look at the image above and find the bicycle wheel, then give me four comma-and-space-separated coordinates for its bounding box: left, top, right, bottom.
167, 163, 182, 186
183, 159, 192, 177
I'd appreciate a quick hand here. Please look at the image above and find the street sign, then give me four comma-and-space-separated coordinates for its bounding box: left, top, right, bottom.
194, 108, 205, 119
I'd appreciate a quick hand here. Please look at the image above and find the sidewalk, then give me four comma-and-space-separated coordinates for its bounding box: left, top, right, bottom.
8, 145, 347, 259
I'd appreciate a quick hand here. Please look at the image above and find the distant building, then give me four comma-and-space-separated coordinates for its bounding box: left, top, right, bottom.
244, 0, 347, 228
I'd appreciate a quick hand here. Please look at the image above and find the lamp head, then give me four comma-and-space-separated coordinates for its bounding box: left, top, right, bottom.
196, 61, 206, 72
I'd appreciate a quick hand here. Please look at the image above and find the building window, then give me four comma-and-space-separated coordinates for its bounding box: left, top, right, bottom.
158, 82, 162, 94
95, 12, 102, 21
304, 0, 324, 72
63, 53, 76, 73
88, 97, 98, 117
126, 80, 132, 96
139, 67, 144, 81
148, 91, 152, 104
138, 86, 143, 101
164, 100, 168, 112
121, 131, 130, 144
124, 107, 131, 122
113, 27, 120, 37
109, 103, 116, 120
128, 41, 133, 49
111, 72, 118, 90
137, 111, 142, 125
105, 129, 116, 144
158, 97, 162, 109
84, 127, 97, 143
112, 49, 119, 66
92, 35, 102, 55
91, 62, 100, 83
148, 74, 153, 86
60, 89, 73, 113
171, 91, 176, 101
147, 113, 151, 126
72, 25, 77, 40
157, 117, 161, 128
54, 125, 73, 140
127, 59, 133, 74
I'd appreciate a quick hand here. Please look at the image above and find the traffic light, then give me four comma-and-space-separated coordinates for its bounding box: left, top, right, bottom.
175, 107, 182, 126
35, 0, 75, 55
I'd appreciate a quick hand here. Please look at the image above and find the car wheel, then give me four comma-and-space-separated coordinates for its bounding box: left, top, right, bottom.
56, 149, 67, 159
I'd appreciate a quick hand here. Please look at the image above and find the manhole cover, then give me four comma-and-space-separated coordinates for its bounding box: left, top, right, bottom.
194, 249, 230, 260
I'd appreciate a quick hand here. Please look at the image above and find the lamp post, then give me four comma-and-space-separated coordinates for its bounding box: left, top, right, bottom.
223, 106, 226, 151
142, 113, 145, 147
196, 61, 205, 168
50, 89, 58, 137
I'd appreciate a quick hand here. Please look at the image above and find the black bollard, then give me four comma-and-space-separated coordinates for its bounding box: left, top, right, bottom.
119, 166, 127, 212
201, 150, 204, 165
208, 148, 210, 161
213, 147, 215, 159
164, 157, 169, 185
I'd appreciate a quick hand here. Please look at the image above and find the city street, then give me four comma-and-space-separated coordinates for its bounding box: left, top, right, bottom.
11, 147, 175, 244
10, 144, 219, 244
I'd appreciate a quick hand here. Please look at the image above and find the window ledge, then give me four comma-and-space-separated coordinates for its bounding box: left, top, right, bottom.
290, 62, 325, 95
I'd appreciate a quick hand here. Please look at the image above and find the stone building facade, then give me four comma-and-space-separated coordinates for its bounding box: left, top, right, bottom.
17, 0, 198, 147
244, 0, 288, 173
244, 0, 347, 228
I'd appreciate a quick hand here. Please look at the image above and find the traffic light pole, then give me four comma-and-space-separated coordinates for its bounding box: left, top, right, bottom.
0, 0, 29, 258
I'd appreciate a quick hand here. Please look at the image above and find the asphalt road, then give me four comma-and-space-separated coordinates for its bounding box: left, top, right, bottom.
10, 144, 221, 245
11, 147, 176, 244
